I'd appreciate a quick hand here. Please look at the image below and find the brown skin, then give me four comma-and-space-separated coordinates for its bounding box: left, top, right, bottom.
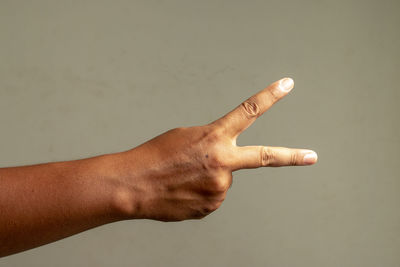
0, 77, 317, 257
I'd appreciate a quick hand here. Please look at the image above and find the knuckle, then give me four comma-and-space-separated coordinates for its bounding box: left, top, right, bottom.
241, 98, 260, 118
261, 146, 274, 166
198, 127, 231, 171
192, 200, 222, 219
210, 176, 230, 193
207, 127, 224, 143
210, 201, 221, 211
203, 202, 220, 214
206, 150, 228, 169
215, 179, 230, 193
201, 126, 225, 147
289, 152, 299, 166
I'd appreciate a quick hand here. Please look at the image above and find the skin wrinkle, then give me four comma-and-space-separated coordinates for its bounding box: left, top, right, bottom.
261, 146, 273, 167
290, 152, 298, 166
241, 99, 260, 118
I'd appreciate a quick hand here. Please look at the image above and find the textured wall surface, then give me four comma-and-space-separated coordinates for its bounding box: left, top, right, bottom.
0, 1, 399, 266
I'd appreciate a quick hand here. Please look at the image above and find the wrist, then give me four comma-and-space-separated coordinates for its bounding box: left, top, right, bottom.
102, 151, 145, 220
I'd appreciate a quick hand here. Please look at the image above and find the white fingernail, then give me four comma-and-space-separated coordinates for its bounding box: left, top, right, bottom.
303, 151, 317, 165
279, 78, 294, 92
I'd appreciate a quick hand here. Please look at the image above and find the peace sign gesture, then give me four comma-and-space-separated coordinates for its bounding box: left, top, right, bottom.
0, 77, 319, 256
124, 77, 318, 221
210, 77, 317, 169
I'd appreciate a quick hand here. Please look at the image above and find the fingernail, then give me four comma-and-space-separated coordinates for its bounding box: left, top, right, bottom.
303, 151, 317, 165
279, 78, 294, 92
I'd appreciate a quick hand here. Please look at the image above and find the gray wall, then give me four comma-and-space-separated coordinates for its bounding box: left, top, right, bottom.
0, 0, 399, 266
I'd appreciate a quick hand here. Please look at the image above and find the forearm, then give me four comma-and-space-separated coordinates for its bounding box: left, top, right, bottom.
0, 152, 131, 257
0, 77, 317, 257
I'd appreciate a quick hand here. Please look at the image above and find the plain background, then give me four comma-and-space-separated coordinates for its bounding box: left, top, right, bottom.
0, 0, 399, 266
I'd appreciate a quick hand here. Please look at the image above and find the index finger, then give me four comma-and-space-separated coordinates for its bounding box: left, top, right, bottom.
211, 77, 294, 138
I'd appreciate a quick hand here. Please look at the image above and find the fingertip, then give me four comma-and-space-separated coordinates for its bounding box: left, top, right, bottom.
278, 77, 294, 93
303, 150, 318, 165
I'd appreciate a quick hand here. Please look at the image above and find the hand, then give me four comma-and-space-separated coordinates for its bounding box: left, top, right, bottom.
119, 77, 318, 221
